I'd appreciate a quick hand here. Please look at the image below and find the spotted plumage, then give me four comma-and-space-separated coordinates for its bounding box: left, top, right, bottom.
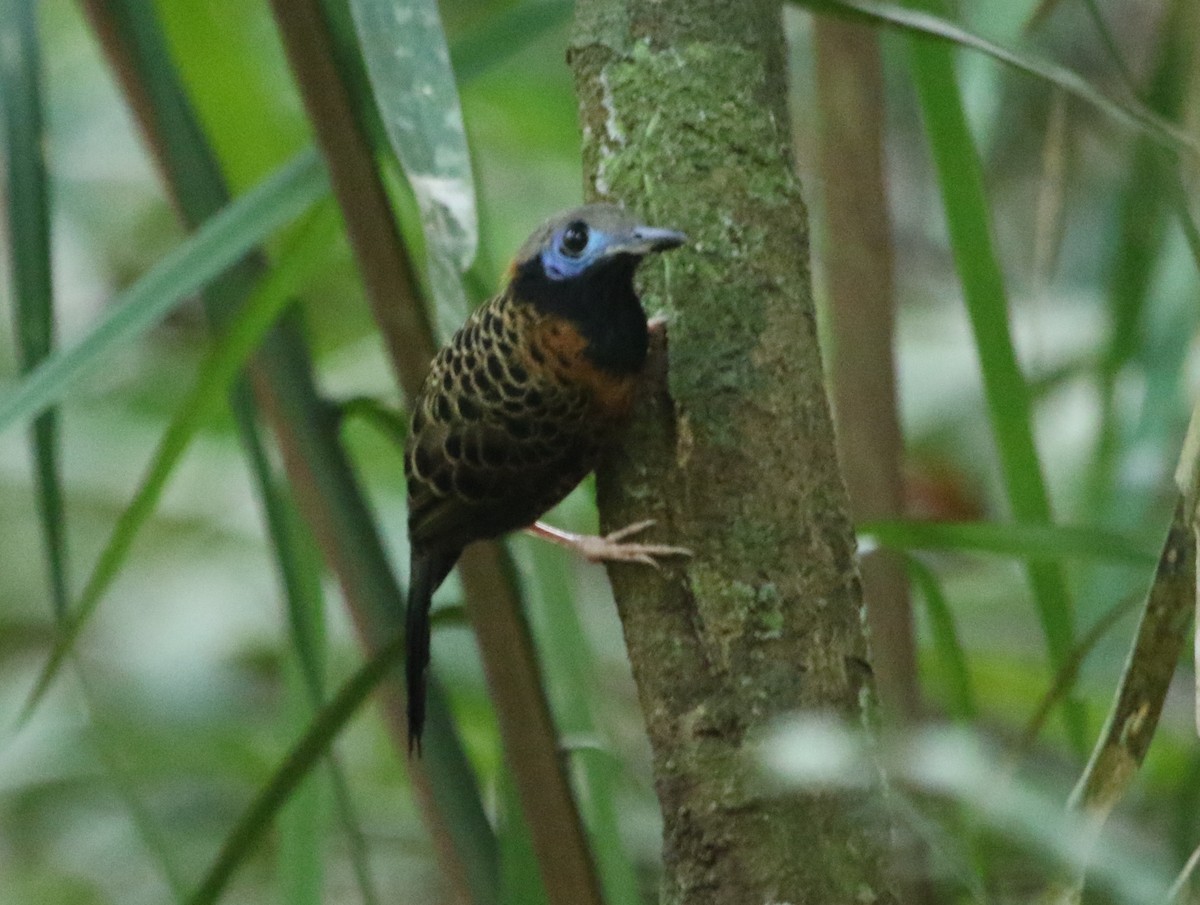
404, 203, 686, 750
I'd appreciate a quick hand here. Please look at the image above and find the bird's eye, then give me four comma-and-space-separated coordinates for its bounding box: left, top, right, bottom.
560, 222, 589, 257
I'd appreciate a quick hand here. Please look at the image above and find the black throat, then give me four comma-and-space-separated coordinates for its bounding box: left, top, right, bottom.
511, 255, 649, 375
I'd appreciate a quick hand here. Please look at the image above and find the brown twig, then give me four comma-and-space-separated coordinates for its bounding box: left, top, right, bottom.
1040, 404, 1199, 905
813, 25, 934, 900
814, 16, 920, 724
264, 5, 604, 904
264, 0, 435, 390
1016, 592, 1142, 757
78, 2, 484, 900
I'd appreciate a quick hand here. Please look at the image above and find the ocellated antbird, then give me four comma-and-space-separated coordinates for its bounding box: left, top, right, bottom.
403, 203, 688, 751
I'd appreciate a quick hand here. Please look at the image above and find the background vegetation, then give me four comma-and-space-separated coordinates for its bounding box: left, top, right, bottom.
0, 0, 1197, 903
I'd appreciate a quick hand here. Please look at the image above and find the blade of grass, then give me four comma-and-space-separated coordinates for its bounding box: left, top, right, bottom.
1080, 0, 1196, 521
902, 8, 1087, 753
1167, 842, 1200, 904
267, 4, 602, 904
498, 766, 550, 905
1037, 395, 1200, 902
904, 555, 977, 722
1076, 0, 1139, 91
17, 208, 336, 720
262, 465, 367, 905
84, 685, 189, 903
1042, 498, 1195, 902
0, 148, 329, 434
791, 0, 1200, 162
186, 629, 407, 905
895, 555, 990, 892
348, 0, 476, 340
278, 736, 323, 905
242, 384, 381, 905
449, 1, 572, 83
1030, 90, 1068, 298
84, 2, 498, 901
0, 0, 69, 618
520, 531, 644, 905
860, 520, 1158, 566
1015, 593, 1142, 757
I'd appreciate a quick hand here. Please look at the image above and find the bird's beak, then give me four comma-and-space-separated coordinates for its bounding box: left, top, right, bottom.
607, 225, 688, 257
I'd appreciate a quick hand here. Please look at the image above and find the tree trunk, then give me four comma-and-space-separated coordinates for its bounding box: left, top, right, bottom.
570, 2, 898, 903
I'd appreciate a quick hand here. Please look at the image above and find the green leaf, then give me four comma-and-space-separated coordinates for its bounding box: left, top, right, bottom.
905, 555, 978, 723
497, 764, 550, 905
340, 395, 410, 449
792, 0, 1200, 162
1083, 0, 1197, 521
0, 147, 329, 434
449, 1, 573, 84
518, 528, 644, 905
17, 208, 337, 722
185, 630, 408, 905
349, 0, 477, 340
246, 382, 381, 905
0, 0, 69, 618
859, 520, 1157, 566
74, 5, 496, 903
901, 7, 1088, 752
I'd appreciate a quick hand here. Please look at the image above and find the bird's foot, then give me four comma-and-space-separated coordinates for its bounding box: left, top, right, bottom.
527, 519, 692, 568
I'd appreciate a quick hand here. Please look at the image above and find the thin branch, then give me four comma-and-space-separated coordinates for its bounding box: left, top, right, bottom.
1040, 394, 1200, 903
814, 17, 919, 723
1016, 593, 1142, 756
78, 3, 494, 901
264, 4, 604, 904
265, 0, 435, 390
1167, 839, 1200, 903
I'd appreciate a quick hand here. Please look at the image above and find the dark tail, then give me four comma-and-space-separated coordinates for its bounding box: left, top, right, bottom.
406, 547, 458, 754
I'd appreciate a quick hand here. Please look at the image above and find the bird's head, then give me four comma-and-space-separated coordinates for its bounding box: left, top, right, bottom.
507, 204, 686, 373
514, 203, 686, 282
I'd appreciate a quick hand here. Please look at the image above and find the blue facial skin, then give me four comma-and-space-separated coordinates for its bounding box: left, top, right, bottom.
541, 228, 607, 281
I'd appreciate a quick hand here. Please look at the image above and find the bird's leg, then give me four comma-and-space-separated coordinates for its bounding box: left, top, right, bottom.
527, 519, 692, 568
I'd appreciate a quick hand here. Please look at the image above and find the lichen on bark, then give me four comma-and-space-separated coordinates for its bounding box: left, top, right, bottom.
570, 2, 898, 903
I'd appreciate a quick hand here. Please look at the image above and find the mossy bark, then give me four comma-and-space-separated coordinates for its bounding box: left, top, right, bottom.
570, 3, 898, 903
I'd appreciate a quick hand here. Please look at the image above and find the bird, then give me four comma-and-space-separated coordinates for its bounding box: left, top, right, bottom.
404, 203, 688, 751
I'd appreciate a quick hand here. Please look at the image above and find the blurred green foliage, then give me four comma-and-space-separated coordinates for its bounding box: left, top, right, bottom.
1, 0, 1198, 903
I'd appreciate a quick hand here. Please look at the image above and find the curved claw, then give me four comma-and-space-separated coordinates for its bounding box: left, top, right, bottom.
605, 518, 658, 543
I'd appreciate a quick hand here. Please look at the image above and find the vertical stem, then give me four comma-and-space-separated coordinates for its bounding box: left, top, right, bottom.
265, 4, 605, 903
813, 17, 920, 722
79, 3, 496, 901
1, 0, 69, 617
